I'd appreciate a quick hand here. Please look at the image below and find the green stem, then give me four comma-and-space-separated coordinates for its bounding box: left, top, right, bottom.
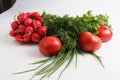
31, 50, 66, 79
58, 49, 75, 80
30, 56, 56, 65
46, 51, 69, 77
90, 53, 105, 68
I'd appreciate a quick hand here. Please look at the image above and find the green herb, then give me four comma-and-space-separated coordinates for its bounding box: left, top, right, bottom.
15, 11, 111, 80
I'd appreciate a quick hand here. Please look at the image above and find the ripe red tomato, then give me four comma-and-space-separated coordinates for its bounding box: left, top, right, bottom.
39, 36, 62, 56
97, 25, 113, 42
79, 32, 102, 52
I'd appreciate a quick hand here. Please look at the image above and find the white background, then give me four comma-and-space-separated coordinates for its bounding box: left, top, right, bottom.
0, 0, 120, 80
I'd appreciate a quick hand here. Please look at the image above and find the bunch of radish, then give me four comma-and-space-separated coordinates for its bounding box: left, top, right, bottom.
9, 12, 47, 43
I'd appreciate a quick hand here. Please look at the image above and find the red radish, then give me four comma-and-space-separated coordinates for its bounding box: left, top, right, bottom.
11, 21, 18, 30
23, 33, 31, 42
38, 27, 47, 35
38, 17, 43, 24
17, 13, 28, 23
9, 30, 16, 37
15, 34, 23, 42
26, 12, 32, 18
25, 26, 34, 34
24, 18, 32, 26
31, 33, 41, 42
18, 25, 26, 33
32, 12, 40, 19
32, 20, 42, 29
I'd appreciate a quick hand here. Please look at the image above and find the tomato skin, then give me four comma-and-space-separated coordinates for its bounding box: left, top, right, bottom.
79, 32, 102, 52
39, 36, 62, 56
98, 25, 113, 42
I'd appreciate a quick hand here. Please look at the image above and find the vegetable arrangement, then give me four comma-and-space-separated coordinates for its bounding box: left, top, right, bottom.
9, 11, 113, 80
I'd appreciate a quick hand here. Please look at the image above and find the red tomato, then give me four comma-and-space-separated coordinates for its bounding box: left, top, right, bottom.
39, 36, 62, 56
97, 25, 113, 42
79, 32, 102, 52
